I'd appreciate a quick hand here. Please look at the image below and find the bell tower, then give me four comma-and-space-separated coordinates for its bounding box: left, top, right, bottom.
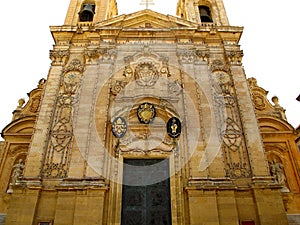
64, 0, 118, 26
176, 0, 229, 25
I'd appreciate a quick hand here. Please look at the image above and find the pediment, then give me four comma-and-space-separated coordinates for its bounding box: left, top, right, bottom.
95, 9, 197, 29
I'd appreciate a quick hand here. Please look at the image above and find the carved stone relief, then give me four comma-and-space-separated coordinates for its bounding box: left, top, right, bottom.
110, 56, 173, 96
210, 66, 251, 178
177, 48, 209, 64
43, 59, 84, 178
84, 47, 117, 64
177, 49, 194, 64
50, 50, 70, 66
226, 50, 243, 65
268, 158, 289, 192
252, 94, 266, 111
12, 78, 46, 120
134, 62, 159, 87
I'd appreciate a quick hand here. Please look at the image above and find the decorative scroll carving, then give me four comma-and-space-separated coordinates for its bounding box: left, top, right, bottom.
226, 50, 243, 65
123, 65, 134, 82
247, 77, 287, 120
211, 70, 251, 178
134, 62, 159, 87
110, 80, 127, 96
110, 64, 133, 95
12, 78, 46, 120
50, 50, 70, 66
43, 59, 84, 178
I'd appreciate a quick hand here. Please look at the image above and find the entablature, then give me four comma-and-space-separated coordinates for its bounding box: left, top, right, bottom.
50, 25, 243, 45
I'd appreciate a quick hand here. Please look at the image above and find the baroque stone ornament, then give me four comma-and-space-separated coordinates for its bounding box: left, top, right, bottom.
43, 59, 84, 178
253, 94, 266, 111
210, 59, 230, 73
134, 62, 159, 87
167, 117, 181, 138
210, 70, 251, 178
50, 50, 70, 66
137, 102, 156, 124
112, 117, 127, 138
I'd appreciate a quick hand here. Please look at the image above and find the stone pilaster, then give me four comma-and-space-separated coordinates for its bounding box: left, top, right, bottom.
230, 65, 270, 177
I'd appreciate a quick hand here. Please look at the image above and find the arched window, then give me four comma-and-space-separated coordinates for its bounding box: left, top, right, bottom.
198, 5, 213, 23
79, 3, 95, 22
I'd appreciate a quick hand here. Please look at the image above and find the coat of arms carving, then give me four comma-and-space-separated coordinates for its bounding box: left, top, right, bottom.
134, 62, 159, 86
137, 103, 156, 124
112, 117, 127, 138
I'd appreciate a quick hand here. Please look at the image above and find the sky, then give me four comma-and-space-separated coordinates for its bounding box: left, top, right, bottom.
0, 0, 299, 137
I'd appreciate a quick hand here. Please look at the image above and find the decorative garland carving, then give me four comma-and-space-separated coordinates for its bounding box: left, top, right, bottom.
210, 69, 251, 178
43, 59, 84, 178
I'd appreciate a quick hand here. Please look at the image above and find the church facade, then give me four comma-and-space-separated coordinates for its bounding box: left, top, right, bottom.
0, 0, 299, 224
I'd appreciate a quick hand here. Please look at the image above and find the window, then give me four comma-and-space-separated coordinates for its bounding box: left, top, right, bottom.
198, 5, 213, 22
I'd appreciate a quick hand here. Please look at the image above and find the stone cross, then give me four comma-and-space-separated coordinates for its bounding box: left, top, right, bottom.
140, 0, 154, 9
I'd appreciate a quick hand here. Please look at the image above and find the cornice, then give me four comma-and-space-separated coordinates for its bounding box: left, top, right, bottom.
50, 25, 243, 45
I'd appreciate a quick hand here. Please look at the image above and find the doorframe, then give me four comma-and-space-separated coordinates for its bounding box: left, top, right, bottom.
110, 153, 182, 225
